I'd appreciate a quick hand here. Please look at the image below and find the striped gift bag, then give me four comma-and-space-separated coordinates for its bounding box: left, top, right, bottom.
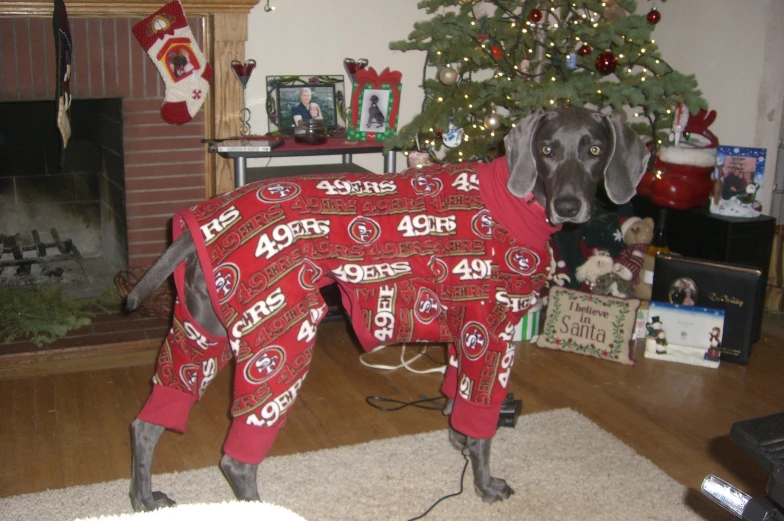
514, 310, 541, 342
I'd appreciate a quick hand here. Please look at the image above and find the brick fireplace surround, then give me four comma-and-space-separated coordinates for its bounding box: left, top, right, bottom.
0, 1, 259, 368
1, 0, 258, 268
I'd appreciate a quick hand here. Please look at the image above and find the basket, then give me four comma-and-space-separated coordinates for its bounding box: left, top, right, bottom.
114, 267, 175, 319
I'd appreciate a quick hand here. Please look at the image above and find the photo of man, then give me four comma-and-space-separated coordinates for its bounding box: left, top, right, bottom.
276, 84, 338, 130
291, 87, 312, 126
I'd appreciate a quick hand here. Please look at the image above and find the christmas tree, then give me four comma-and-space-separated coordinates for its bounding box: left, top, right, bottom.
387, 0, 708, 166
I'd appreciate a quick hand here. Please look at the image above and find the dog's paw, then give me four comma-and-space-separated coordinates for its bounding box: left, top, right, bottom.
131, 491, 176, 512
475, 477, 514, 503
151, 491, 177, 508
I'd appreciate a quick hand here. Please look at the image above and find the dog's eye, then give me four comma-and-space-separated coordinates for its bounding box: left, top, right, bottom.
589, 146, 602, 156
541, 145, 553, 156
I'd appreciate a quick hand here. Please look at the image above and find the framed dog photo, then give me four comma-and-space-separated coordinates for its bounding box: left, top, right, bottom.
348, 67, 402, 142
266, 75, 346, 135
358, 89, 390, 133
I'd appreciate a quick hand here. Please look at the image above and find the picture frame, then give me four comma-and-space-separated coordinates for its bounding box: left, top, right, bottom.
266, 75, 346, 135
348, 67, 402, 142
710, 145, 767, 217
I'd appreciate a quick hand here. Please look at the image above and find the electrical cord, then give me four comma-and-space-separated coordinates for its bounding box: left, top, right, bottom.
359, 343, 446, 375
365, 394, 446, 412
407, 446, 470, 521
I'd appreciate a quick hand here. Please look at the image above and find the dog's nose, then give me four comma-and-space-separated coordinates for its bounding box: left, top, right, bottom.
553, 197, 581, 218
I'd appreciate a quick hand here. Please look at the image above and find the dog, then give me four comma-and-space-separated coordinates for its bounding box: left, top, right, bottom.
366, 94, 386, 129
126, 107, 649, 511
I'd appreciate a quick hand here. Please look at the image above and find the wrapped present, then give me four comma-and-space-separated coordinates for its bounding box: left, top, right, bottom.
514, 310, 541, 342
347, 67, 401, 141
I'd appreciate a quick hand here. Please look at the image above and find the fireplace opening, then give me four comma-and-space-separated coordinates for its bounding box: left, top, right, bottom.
0, 98, 127, 296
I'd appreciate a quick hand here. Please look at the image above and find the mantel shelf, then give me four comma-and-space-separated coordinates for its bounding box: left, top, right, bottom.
0, 0, 258, 16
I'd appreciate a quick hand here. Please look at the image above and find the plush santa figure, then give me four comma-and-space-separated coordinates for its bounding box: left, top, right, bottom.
637, 107, 719, 210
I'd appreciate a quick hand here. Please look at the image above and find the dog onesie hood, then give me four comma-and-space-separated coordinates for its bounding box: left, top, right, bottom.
139, 159, 558, 464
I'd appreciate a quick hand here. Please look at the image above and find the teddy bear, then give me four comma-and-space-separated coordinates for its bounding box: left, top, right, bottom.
613, 216, 655, 300
589, 217, 653, 299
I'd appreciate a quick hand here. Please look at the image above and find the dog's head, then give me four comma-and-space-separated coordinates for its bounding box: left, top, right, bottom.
370, 95, 379, 104
504, 107, 650, 225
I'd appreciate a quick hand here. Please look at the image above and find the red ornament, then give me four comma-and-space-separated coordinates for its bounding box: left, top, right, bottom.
490, 45, 504, 60
528, 8, 543, 23
435, 130, 443, 140
577, 44, 592, 57
647, 7, 661, 24
477, 34, 487, 42
595, 51, 618, 75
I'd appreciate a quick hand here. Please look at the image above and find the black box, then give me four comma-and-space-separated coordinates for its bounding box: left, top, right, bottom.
633, 199, 775, 341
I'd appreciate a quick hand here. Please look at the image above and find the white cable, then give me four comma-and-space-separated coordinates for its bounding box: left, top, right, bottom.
359, 343, 446, 375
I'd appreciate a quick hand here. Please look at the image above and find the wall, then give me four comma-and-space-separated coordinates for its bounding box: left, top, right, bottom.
244, 0, 425, 173
245, 0, 784, 218
645, 0, 784, 217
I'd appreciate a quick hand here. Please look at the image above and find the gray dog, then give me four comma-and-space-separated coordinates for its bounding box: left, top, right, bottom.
366, 94, 386, 129
126, 107, 649, 511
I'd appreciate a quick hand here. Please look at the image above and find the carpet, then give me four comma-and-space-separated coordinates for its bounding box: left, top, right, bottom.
0, 409, 710, 521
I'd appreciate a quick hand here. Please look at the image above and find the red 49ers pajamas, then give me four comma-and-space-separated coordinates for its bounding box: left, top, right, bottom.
138, 157, 559, 465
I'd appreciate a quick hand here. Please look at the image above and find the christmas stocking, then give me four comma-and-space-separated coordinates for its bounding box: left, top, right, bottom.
53, 0, 72, 151
132, 0, 212, 125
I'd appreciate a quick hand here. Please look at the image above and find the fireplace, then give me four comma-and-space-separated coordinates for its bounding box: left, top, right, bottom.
1, 1, 258, 279
0, 0, 256, 358
0, 16, 210, 277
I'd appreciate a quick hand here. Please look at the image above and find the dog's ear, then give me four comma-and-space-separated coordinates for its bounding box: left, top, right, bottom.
602, 113, 651, 204
505, 109, 547, 197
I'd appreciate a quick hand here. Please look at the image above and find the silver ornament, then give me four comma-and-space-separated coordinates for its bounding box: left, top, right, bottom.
407, 151, 432, 169
438, 66, 458, 85
483, 113, 501, 130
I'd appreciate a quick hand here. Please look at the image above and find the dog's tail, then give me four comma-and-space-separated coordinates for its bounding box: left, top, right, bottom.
126, 231, 196, 311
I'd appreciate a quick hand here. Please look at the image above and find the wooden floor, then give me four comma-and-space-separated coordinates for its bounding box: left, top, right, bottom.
1, 313, 782, 514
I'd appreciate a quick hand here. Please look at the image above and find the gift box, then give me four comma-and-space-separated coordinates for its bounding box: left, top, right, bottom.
347, 67, 402, 142
514, 310, 541, 342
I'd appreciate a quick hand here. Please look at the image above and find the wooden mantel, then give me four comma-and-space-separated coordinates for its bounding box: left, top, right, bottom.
0, 0, 261, 196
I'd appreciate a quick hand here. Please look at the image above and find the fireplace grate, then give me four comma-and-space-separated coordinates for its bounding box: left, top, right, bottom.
0, 228, 89, 281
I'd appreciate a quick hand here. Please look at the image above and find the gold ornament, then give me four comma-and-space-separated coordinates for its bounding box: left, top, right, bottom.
483, 112, 501, 130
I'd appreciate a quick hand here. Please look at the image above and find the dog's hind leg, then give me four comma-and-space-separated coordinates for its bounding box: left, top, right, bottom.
129, 419, 176, 511
220, 455, 260, 501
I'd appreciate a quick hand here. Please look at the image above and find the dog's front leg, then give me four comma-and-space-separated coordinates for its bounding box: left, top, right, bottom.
444, 399, 514, 502
462, 433, 514, 503
220, 454, 260, 501
130, 419, 177, 511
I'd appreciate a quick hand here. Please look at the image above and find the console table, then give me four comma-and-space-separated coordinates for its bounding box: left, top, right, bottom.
209, 137, 397, 188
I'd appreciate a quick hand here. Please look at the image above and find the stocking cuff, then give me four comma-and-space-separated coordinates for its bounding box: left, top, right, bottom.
132, 0, 189, 51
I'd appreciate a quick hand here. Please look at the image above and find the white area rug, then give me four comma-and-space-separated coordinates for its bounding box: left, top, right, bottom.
0, 409, 710, 521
